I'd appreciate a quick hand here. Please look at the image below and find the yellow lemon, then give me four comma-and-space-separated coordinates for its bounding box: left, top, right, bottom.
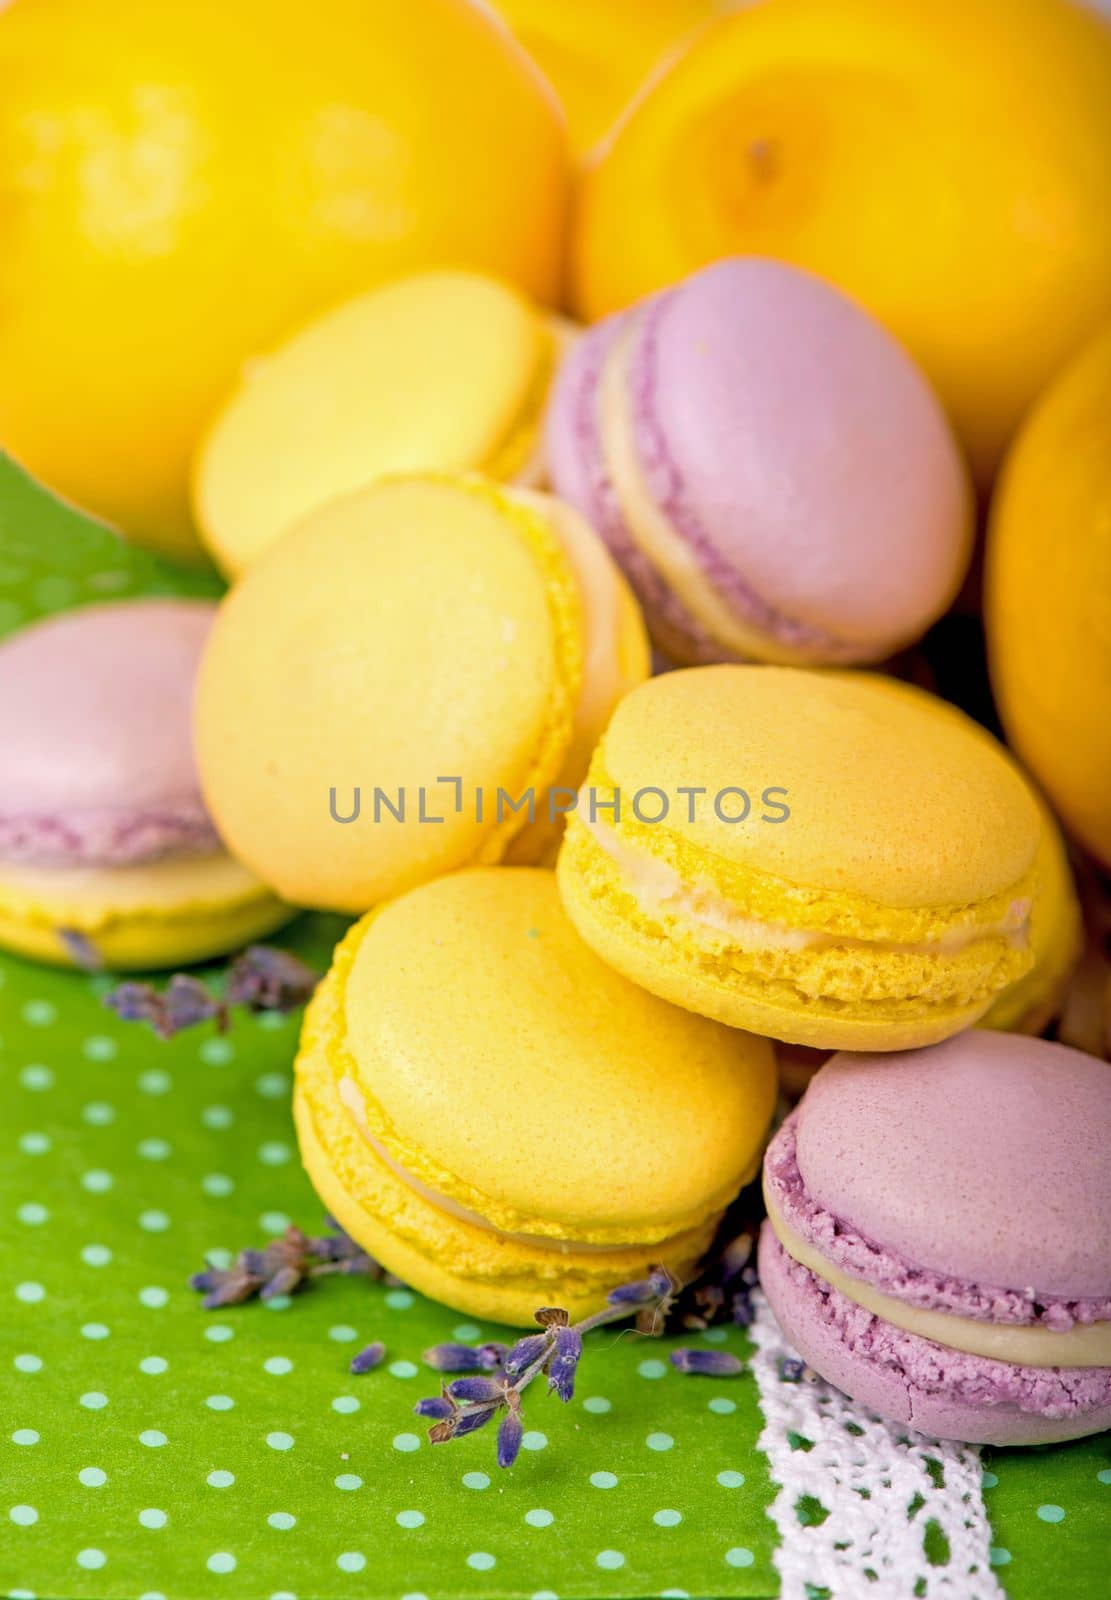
986, 323, 1111, 868
0, 0, 566, 559
572, 0, 1111, 483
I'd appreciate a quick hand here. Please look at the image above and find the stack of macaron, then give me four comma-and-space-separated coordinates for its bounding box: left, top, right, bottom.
5, 241, 1109, 1451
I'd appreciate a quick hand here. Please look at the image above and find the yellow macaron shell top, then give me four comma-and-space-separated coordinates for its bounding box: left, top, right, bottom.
195, 475, 648, 914
193, 271, 563, 576
558, 667, 1040, 1047
294, 868, 776, 1321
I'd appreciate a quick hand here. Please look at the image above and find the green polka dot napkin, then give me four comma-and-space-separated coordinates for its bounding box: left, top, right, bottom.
1, 453, 1108, 1599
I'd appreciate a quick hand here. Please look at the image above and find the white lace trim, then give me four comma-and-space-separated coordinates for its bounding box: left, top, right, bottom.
750, 1290, 1004, 1600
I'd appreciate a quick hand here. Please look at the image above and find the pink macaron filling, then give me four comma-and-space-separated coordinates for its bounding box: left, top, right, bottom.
766, 1112, 1111, 1332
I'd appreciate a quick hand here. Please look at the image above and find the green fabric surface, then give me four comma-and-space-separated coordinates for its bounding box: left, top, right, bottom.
2, 453, 1109, 1600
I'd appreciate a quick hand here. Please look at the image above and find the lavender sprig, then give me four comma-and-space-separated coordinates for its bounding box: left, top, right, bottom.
414, 1267, 677, 1468
105, 944, 319, 1038
189, 1218, 383, 1308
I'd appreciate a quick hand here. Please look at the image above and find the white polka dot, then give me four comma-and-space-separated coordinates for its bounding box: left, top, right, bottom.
19, 1132, 51, 1155
207, 1553, 236, 1573
328, 1324, 358, 1343
990, 1548, 1012, 1567
208, 1471, 235, 1489
452, 1322, 481, 1340
81, 1244, 112, 1267
467, 1553, 496, 1572
138, 1209, 171, 1232
19, 1064, 53, 1090
268, 1513, 296, 1530
22, 1001, 56, 1025
80, 1392, 108, 1410
76, 1548, 107, 1569
334, 1474, 362, 1491
206, 1395, 234, 1411
137, 1139, 171, 1161
331, 1396, 359, 1414
255, 1072, 289, 1098
336, 1553, 366, 1573
139, 1286, 169, 1309
264, 1294, 291, 1312
717, 1470, 745, 1488
646, 1432, 674, 1452
725, 1547, 755, 1568
204, 1324, 235, 1343
82, 1036, 117, 1062
654, 1509, 682, 1527
202, 1105, 234, 1130
264, 1356, 293, 1375
266, 1431, 294, 1451
138, 1509, 167, 1529
12, 1429, 39, 1446
661, 1590, 690, 1598
591, 1471, 618, 1489
202, 1174, 235, 1198
82, 1101, 116, 1125
17, 1204, 48, 1225
81, 1169, 114, 1193
201, 1038, 234, 1065
462, 1472, 490, 1490
392, 1433, 420, 1453
638, 1359, 667, 1379
10, 1505, 38, 1525
139, 1357, 168, 1375
522, 1431, 548, 1451
259, 1210, 290, 1235
15, 1281, 46, 1304
138, 1068, 172, 1095
701, 1326, 728, 1343
525, 1508, 554, 1528
15, 1354, 43, 1373
982, 1470, 999, 1488
388, 1360, 418, 1378
258, 1141, 291, 1166
139, 1430, 167, 1448
396, 1510, 424, 1528
708, 1397, 736, 1415
582, 1396, 611, 1414
596, 1551, 625, 1570
386, 1289, 415, 1310
1037, 1504, 1066, 1523
81, 1322, 110, 1340
78, 1468, 107, 1487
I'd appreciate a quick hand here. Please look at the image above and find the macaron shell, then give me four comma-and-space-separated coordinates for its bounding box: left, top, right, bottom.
795, 1032, 1111, 1300
759, 1225, 1111, 1447
0, 850, 291, 970
193, 476, 584, 913
340, 867, 775, 1239
634, 259, 970, 655
0, 599, 217, 866
194, 270, 558, 575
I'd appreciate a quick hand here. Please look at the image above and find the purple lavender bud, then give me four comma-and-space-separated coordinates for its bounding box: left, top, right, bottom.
59, 928, 103, 971
104, 981, 161, 1022
496, 1408, 523, 1469
189, 1270, 220, 1293
607, 1276, 665, 1307
262, 1264, 303, 1299
414, 1396, 455, 1421
453, 1405, 497, 1437
226, 945, 319, 1012
446, 1376, 506, 1404
778, 1357, 806, 1384
670, 1348, 744, 1378
547, 1324, 582, 1402
239, 1249, 269, 1276
503, 1333, 549, 1376
422, 1343, 490, 1373
163, 973, 224, 1034
476, 1342, 508, 1370
350, 1341, 385, 1375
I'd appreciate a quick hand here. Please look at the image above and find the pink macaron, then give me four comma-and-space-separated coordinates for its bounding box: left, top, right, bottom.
0, 600, 220, 866
759, 1030, 1111, 1445
546, 257, 971, 665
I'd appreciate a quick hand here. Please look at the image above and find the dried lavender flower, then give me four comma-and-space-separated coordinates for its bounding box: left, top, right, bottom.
779, 1356, 807, 1384
189, 1218, 385, 1310
414, 1395, 455, 1421
422, 1342, 503, 1373
106, 973, 226, 1039
669, 1348, 745, 1377
106, 944, 319, 1038
497, 1405, 523, 1469
547, 1325, 582, 1402
503, 1333, 549, 1376
350, 1341, 386, 1375
226, 944, 319, 1012
59, 928, 104, 971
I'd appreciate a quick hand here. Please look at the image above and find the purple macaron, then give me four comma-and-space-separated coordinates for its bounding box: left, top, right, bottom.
759, 1030, 1111, 1445
0, 599, 220, 866
546, 257, 971, 666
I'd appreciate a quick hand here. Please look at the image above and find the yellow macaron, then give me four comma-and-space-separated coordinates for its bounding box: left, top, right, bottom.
293, 866, 777, 1324
193, 270, 573, 577
194, 474, 649, 914
557, 666, 1042, 1050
